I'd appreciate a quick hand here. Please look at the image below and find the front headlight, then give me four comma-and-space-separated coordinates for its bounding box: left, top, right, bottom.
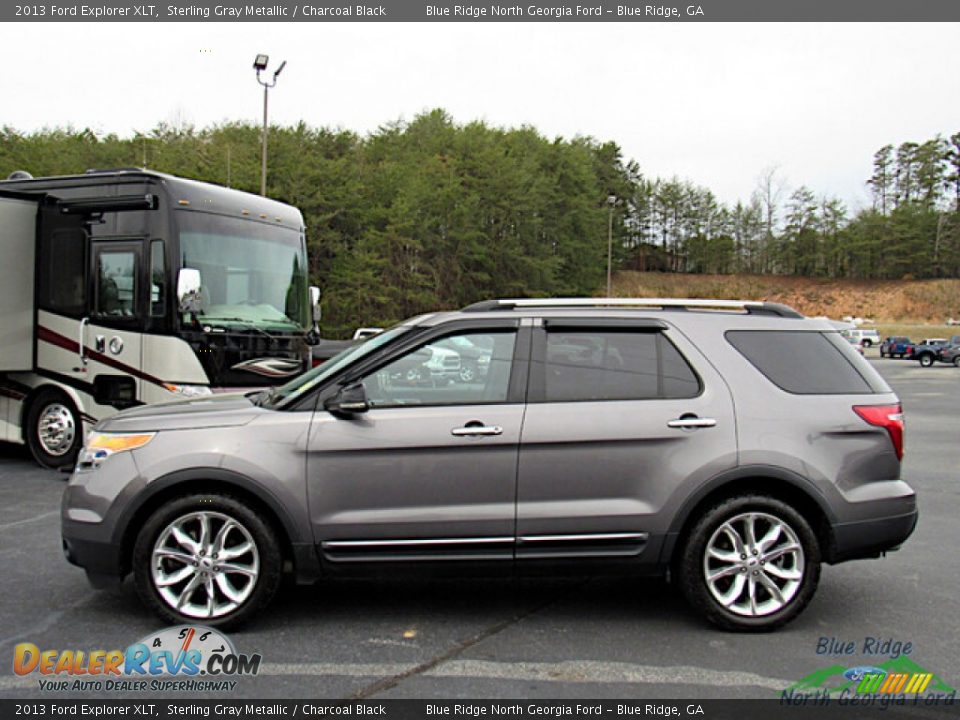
78, 432, 156, 470
162, 383, 212, 398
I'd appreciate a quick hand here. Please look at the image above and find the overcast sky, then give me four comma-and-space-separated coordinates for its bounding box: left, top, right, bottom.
3, 23, 957, 209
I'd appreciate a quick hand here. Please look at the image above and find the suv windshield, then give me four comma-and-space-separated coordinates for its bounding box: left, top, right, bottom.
263, 324, 413, 408
178, 212, 309, 331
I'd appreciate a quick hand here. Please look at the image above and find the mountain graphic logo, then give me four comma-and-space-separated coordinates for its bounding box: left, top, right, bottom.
785, 656, 955, 696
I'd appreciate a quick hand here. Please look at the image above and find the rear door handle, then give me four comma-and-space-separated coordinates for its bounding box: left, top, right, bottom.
451, 425, 503, 437
667, 417, 717, 429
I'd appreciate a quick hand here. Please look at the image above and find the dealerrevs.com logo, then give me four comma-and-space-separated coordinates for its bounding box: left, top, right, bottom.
13, 626, 261, 692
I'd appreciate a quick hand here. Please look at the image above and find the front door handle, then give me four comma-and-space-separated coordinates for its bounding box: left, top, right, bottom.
451, 425, 503, 437
667, 416, 717, 429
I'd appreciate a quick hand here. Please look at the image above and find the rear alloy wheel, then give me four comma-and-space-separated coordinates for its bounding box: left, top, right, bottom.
919, 354, 934, 367
25, 389, 82, 469
954, 356, 960, 368
678, 495, 820, 631
133, 494, 282, 629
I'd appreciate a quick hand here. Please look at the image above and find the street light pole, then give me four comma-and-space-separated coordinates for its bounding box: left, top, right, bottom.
606, 195, 617, 297
253, 54, 286, 197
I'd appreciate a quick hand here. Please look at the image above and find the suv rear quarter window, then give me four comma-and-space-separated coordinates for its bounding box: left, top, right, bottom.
726, 330, 888, 395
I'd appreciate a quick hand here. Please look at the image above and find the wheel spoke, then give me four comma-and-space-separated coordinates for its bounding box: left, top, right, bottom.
707, 565, 742, 582
219, 562, 257, 577
756, 571, 785, 605
197, 513, 211, 551
720, 523, 745, 555
156, 565, 194, 587
717, 573, 746, 607
215, 573, 246, 603
219, 541, 253, 561
153, 548, 194, 565
204, 578, 216, 617
744, 514, 758, 553
707, 546, 740, 563
176, 574, 203, 609
758, 523, 783, 553
747, 575, 759, 615
764, 562, 803, 581
212, 520, 238, 555
763, 543, 801, 563
171, 526, 200, 554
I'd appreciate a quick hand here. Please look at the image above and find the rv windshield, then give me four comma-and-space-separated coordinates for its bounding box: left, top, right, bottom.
178, 212, 309, 331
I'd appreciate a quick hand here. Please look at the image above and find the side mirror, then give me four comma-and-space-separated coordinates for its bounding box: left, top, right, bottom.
310, 286, 322, 324
325, 383, 369, 416
177, 268, 203, 314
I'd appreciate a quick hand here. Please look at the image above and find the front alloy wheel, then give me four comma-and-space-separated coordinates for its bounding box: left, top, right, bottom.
151, 511, 260, 619
678, 495, 820, 631
920, 354, 934, 367
133, 494, 282, 629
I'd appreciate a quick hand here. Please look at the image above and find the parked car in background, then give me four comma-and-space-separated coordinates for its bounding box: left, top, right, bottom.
845, 328, 881, 347
912, 338, 951, 367
845, 336, 865, 356
880, 337, 915, 359
938, 344, 960, 367
435, 334, 493, 383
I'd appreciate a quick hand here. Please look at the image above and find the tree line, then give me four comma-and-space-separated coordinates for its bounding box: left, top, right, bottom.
2, 114, 958, 335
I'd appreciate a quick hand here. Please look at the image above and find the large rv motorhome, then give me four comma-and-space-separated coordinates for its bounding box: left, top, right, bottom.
0, 169, 332, 468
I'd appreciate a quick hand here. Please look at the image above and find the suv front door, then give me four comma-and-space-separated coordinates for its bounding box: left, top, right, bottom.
305, 323, 529, 565
516, 319, 737, 563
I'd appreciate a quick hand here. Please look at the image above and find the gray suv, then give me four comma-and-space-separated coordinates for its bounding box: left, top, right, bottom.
61, 298, 917, 631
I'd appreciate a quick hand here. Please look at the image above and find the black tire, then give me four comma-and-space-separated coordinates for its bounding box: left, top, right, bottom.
132, 493, 283, 630
677, 494, 821, 632
919, 354, 934, 367
24, 389, 83, 470
953, 356, 960, 368
862, 339, 872, 348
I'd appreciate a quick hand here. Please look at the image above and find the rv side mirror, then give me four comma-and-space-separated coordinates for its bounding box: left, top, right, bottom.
310, 286, 322, 324
325, 383, 369, 416
177, 268, 203, 314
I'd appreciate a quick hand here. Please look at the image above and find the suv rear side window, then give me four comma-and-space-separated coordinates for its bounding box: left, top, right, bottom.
727, 330, 876, 394
543, 330, 700, 402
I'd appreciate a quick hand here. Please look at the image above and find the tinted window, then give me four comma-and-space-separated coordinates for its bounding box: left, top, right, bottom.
727, 331, 873, 394
544, 330, 700, 402
362, 331, 516, 407
39, 229, 86, 316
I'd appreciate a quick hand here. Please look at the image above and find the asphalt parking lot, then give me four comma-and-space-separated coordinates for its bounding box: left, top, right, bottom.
0, 358, 957, 700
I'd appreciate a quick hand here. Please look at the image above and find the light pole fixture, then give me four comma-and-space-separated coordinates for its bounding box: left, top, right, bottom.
606, 194, 617, 297
253, 54, 286, 197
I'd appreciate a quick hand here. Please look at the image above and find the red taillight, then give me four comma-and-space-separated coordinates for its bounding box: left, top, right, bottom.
853, 404, 904, 460
906, 347, 914, 355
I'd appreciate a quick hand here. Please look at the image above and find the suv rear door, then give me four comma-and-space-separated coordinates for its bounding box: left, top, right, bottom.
516, 318, 736, 563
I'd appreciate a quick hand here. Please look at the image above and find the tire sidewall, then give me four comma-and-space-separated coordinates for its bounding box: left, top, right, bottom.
26, 390, 83, 469
678, 495, 821, 632
132, 493, 282, 630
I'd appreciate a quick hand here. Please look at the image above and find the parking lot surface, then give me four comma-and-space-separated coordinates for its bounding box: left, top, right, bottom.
0, 359, 956, 699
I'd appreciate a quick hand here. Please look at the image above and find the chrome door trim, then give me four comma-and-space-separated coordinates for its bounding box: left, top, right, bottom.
322, 537, 513, 549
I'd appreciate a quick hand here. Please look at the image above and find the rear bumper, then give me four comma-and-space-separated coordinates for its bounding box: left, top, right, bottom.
828, 507, 918, 563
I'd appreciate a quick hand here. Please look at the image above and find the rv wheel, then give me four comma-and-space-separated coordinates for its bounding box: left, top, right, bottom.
25, 389, 83, 470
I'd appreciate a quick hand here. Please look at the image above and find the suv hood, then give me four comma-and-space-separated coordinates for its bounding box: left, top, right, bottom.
95, 393, 261, 433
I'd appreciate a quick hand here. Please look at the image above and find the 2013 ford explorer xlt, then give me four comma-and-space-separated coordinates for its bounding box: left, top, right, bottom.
61, 298, 918, 631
